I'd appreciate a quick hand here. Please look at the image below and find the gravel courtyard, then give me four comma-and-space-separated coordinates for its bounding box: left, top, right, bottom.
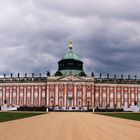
0, 112, 140, 140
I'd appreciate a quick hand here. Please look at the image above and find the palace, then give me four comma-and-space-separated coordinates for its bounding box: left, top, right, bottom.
0, 41, 140, 111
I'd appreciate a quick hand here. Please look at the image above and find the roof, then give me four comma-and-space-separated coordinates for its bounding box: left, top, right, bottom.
62, 48, 80, 61
54, 41, 86, 77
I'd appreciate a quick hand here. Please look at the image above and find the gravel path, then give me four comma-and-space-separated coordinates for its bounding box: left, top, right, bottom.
0, 112, 140, 140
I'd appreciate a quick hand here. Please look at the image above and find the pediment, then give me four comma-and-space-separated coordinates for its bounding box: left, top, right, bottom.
57, 74, 85, 82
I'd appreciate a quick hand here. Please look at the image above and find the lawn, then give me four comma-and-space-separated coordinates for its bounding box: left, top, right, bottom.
95, 112, 140, 121
0, 112, 45, 122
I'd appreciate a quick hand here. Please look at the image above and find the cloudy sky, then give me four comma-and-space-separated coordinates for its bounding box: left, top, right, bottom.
0, 0, 140, 78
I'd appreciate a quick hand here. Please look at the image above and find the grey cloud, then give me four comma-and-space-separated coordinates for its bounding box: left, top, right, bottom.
35, 0, 140, 20
0, 0, 140, 78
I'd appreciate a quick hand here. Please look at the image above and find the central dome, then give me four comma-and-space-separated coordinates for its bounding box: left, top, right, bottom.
54, 41, 86, 77
62, 49, 80, 61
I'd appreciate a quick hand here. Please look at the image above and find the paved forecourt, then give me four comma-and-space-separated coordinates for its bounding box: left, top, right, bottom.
0, 112, 140, 140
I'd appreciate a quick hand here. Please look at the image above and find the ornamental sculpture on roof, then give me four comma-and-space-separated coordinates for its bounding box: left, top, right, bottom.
68, 40, 73, 50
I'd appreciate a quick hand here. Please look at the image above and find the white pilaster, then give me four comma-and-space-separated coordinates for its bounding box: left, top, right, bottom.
47, 84, 49, 106
74, 84, 76, 106
55, 85, 58, 105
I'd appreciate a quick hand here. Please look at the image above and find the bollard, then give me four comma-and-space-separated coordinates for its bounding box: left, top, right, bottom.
46, 107, 48, 113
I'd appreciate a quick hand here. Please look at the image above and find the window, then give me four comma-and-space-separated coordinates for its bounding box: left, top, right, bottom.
6, 91, 9, 97
0, 91, 2, 105
12, 97, 17, 105
103, 93, 106, 98
131, 93, 134, 99
117, 102, 120, 108
0, 91, 2, 97
68, 90, 72, 97
78, 100, 81, 106
124, 93, 127, 99
87, 91, 90, 98
124, 102, 128, 107
138, 93, 140, 101
41, 91, 46, 106
50, 100, 54, 106
0, 98, 2, 105
78, 90, 81, 97
117, 93, 120, 98
19, 97, 23, 105
24, 92, 26, 104
95, 93, 98, 98
110, 93, 113, 99
110, 101, 113, 108
19, 92, 23, 105
59, 90, 63, 97
102, 98, 106, 108
131, 87, 134, 91
60, 100, 63, 106
27, 92, 30, 97
42, 92, 45, 97
34, 92, 38, 98
34, 98, 38, 106
50, 91, 54, 98
20, 92, 23, 97
95, 100, 99, 107
27, 98, 31, 105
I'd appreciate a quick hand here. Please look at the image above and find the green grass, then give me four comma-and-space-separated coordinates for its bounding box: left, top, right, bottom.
0, 112, 45, 122
95, 112, 140, 121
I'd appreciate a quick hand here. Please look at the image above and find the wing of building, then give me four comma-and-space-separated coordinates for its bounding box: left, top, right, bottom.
0, 41, 140, 111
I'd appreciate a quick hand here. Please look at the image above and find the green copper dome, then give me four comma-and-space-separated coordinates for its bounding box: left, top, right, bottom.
62, 41, 80, 61
62, 50, 80, 61
54, 41, 86, 77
